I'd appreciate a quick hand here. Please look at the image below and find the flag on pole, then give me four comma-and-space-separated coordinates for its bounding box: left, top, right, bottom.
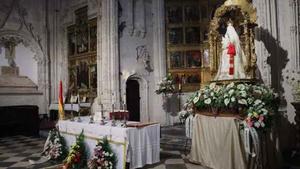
58, 81, 65, 120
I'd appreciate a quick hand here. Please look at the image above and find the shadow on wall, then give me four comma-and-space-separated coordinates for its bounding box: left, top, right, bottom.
255, 27, 296, 166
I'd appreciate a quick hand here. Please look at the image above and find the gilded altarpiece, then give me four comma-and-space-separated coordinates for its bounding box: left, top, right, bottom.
67, 6, 97, 101
165, 0, 224, 92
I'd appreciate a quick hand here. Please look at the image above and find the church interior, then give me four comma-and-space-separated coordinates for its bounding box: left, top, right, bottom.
0, 0, 300, 169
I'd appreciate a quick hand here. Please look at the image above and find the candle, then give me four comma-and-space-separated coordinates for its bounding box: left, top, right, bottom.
112, 103, 114, 113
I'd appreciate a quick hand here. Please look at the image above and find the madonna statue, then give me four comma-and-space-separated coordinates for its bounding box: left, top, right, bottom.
214, 23, 248, 80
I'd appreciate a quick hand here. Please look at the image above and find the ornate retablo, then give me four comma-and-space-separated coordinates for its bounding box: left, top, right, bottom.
208, 0, 258, 83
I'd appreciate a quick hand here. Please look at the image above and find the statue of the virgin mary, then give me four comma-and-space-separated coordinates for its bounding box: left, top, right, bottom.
214, 23, 248, 80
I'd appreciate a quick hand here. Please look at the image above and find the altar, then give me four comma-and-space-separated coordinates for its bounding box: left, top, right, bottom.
190, 114, 246, 169
57, 117, 160, 169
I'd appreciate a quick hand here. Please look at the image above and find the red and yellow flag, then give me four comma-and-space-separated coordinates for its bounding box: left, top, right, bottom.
58, 80, 65, 120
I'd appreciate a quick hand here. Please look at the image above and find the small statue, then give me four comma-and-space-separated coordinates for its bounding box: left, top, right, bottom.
214, 22, 248, 80
4, 41, 17, 68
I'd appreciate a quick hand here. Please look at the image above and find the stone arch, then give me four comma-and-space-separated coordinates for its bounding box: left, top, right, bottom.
0, 30, 49, 113
0, 30, 45, 64
126, 73, 149, 122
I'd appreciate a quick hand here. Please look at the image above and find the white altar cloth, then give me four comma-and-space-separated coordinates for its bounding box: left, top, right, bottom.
57, 117, 160, 169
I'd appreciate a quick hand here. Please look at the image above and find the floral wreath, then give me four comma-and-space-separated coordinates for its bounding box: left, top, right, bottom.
88, 137, 117, 169
42, 128, 67, 161
63, 130, 87, 169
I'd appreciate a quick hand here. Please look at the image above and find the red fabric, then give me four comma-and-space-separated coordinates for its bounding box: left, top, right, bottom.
227, 43, 236, 56
109, 111, 129, 120
227, 43, 236, 75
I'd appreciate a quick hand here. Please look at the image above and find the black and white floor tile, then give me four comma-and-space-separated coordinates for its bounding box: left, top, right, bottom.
0, 135, 58, 169
0, 135, 205, 169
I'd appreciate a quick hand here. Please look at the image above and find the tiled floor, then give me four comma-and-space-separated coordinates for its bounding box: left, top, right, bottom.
1, 125, 299, 169
0, 131, 205, 169
0, 135, 60, 169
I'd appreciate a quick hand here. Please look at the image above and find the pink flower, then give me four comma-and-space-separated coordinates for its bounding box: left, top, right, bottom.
247, 120, 253, 127
259, 115, 264, 122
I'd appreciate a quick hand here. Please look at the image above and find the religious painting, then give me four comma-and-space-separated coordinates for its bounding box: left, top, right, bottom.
167, 6, 183, 23
169, 51, 184, 68
168, 28, 183, 45
67, 27, 76, 56
186, 50, 201, 68
185, 73, 201, 84
184, 6, 200, 22
89, 23, 97, 51
185, 27, 200, 44
89, 64, 97, 89
76, 61, 89, 89
75, 6, 89, 54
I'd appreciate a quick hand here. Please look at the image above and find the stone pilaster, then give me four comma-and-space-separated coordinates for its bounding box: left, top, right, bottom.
96, 0, 120, 112
152, 0, 168, 124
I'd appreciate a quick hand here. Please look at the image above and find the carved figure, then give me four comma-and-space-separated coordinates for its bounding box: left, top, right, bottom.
214, 23, 248, 80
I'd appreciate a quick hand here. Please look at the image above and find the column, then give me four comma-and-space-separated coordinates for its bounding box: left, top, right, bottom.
152, 0, 168, 124
96, 0, 120, 111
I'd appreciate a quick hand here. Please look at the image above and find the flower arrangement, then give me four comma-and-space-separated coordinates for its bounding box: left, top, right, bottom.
87, 137, 117, 169
42, 129, 67, 161
178, 101, 194, 122
155, 74, 175, 95
189, 82, 279, 130
63, 130, 87, 169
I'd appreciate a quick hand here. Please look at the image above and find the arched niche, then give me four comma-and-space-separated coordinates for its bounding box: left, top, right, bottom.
0, 30, 47, 88
208, 0, 257, 79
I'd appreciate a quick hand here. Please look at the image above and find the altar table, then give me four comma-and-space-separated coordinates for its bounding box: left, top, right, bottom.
57, 117, 160, 169
190, 114, 247, 169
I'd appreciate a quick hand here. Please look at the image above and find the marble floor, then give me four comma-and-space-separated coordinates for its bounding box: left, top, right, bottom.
1, 124, 299, 169
0, 124, 205, 169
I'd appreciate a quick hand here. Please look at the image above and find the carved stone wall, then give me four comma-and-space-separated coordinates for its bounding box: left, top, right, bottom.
253, 0, 300, 152
0, 0, 49, 114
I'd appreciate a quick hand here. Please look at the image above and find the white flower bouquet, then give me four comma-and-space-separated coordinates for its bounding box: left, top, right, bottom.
42, 129, 67, 161
189, 82, 279, 130
155, 74, 175, 95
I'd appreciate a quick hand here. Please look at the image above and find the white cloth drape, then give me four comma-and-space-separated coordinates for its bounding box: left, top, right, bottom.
57, 117, 160, 169
190, 114, 247, 169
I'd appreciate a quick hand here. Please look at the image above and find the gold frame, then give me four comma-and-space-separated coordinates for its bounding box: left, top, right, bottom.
67, 17, 97, 100
165, 0, 224, 92
208, 0, 257, 79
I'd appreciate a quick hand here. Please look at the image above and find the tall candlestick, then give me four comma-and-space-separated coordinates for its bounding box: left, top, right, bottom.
112, 103, 114, 113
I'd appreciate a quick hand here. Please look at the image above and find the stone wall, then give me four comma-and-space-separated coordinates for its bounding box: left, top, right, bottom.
0, 0, 49, 114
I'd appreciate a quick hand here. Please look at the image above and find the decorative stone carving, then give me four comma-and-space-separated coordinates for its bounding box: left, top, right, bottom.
136, 45, 153, 73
